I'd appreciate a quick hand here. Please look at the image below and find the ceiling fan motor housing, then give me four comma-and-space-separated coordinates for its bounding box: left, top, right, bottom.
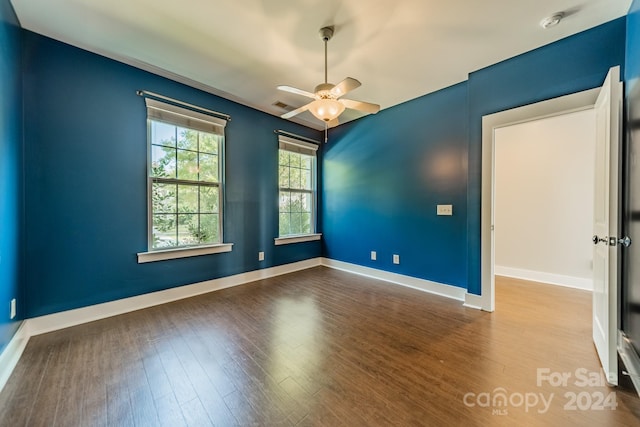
314, 83, 335, 97
319, 26, 334, 41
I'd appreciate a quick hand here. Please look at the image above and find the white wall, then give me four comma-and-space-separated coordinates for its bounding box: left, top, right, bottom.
494, 109, 595, 290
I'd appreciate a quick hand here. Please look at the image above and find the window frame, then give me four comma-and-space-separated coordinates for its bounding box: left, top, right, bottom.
275, 135, 321, 245
137, 98, 232, 263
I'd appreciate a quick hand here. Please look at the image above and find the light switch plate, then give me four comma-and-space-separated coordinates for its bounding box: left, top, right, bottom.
437, 204, 453, 216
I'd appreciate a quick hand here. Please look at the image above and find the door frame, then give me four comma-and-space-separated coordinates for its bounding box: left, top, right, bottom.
473, 87, 600, 312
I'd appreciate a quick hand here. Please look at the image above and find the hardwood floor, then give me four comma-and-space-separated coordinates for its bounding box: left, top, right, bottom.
1, 267, 639, 426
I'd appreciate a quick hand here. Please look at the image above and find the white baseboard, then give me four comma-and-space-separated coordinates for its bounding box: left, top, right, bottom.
494, 265, 592, 291
463, 293, 486, 310
320, 258, 467, 302
28, 258, 322, 336
0, 321, 30, 393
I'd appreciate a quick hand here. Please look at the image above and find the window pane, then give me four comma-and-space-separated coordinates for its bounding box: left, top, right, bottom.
292, 192, 305, 213
279, 213, 290, 236
279, 164, 290, 188
301, 213, 311, 234
300, 167, 312, 190
290, 212, 302, 235
301, 155, 312, 170
153, 214, 177, 248
152, 183, 177, 214
289, 166, 302, 189
200, 214, 219, 244
151, 145, 176, 178
301, 192, 312, 213
177, 127, 198, 151
279, 191, 291, 213
200, 132, 219, 154
178, 184, 199, 214
279, 150, 290, 167
177, 213, 199, 246
200, 186, 219, 213
177, 149, 198, 180
151, 121, 176, 147
289, 152, 301, 168
200, 154, 219, 182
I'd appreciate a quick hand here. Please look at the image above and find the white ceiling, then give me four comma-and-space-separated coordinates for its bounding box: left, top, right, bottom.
11, 0, 630, 130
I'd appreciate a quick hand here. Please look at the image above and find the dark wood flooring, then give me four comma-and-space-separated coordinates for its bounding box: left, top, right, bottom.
0, 267, 639, 426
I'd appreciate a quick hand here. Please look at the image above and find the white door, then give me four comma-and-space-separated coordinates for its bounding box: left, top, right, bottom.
592, 66, 622, 386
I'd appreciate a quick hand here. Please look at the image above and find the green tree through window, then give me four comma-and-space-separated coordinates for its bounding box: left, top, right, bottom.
278, 137, 317, 237
146, 98, 226, 250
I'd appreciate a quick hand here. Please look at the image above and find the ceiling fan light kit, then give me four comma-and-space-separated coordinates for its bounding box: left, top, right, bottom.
308, 98, 345, 122
277, 25, 380, 135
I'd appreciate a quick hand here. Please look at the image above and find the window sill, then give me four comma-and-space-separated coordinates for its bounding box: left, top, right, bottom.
274, 233, 322, 246
137, 243, 233, 263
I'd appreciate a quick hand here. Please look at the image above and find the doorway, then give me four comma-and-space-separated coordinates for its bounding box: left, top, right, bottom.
474, 87, 601, 312
493, 109, 596, 292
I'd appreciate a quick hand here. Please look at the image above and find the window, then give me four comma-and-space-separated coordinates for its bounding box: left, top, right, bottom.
277, 136, 320, 244
138, 98, 232, 262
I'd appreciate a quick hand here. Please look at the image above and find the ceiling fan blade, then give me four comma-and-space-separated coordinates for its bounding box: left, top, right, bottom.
331, 77, 361, 97
281, 103, 311, 119
277, 85, 316, 99
340, 98, 380, 114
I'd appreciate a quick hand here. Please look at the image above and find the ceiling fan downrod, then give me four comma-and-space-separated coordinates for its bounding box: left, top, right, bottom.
319, 27, 334, 85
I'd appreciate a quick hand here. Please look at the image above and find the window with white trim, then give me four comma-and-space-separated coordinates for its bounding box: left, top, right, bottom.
145, 98, 226, 251
278, 136, 318, 237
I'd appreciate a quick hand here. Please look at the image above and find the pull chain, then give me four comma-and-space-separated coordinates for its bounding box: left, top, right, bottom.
325, 122, 328, 143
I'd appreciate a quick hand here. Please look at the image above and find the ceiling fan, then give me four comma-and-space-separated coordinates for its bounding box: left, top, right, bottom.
278, 26, 380, 129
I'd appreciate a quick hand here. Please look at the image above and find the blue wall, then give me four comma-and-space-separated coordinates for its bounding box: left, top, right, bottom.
22, 32, 322, 317
0, 0, 22, 352
322, 83, 469, 288
465, 18, 626, 294
322, 18, 626, 294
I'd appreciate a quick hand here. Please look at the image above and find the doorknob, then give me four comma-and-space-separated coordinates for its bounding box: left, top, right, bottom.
593, 235, 608, 245
615, 236, 632, 247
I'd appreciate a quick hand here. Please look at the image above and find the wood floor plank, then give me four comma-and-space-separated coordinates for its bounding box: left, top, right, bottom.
24, 340, 71, 427
54, 334, 92, 426
154, 393, 188, 427
79, 331, 108, 427
1, 267, 640, 426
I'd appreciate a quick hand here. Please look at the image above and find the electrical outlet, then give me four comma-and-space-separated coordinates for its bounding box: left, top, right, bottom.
393, 254, 400, 264
258, 251, 265, 261
437, 204, 453, 216
371, 251, 377, 261
10, 298, 16, 320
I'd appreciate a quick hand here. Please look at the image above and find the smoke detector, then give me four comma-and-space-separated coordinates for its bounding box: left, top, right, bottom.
540, 13, 564, 29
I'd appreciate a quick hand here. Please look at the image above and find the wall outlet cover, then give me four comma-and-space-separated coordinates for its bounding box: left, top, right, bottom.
371, 251, 377, 260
